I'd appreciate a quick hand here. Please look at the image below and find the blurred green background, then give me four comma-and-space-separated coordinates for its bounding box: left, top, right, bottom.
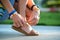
0, 0, 60, 26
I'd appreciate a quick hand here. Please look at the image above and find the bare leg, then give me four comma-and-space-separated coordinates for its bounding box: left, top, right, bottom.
18, 0, 28, 20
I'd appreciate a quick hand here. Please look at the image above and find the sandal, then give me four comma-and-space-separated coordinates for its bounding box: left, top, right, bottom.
12, 26, 40, 36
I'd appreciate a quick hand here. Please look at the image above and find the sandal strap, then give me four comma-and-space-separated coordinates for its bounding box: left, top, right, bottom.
12, 26, 39, 36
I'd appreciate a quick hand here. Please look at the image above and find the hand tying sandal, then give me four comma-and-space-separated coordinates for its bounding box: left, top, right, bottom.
12, 26, 40, 36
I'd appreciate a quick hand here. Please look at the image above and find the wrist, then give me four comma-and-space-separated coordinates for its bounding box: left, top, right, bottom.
9, 10, 16, 17
9, 10, 17, 19
10, 12, 17, 19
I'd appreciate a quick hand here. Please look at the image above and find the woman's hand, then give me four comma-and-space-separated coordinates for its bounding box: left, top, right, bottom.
26, 6, 40, 25
10, 12, 26, 27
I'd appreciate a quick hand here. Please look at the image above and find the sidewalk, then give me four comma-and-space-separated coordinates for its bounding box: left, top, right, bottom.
0, 25, 60, 40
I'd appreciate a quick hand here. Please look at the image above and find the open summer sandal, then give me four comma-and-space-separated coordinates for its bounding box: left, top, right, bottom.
12, 26, 40, 36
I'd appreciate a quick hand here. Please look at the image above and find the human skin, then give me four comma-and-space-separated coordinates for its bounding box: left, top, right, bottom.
16, 0, 40, 26
0, 0, 40, 34
0, 0, 30, 28
26, 7, 40, 26
26, 0, 40, 25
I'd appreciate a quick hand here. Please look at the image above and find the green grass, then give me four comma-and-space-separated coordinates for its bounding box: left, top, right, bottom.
0, 12, 60, 26
0, 19, 13, 24
38, 12, 60, 26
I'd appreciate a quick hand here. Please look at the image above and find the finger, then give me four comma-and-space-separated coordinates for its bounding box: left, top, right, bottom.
18, 19, 25, 27
29, 18, 37, 23
13, 23, 17, 27
20, 19, 30, 27
28, 15, 34, 21
28, 16, 35, 22
16, 20, 21, 27
13, 22, 19, 27
13, 17, 21, 27
28, 19, 38, 25
28, 17, 39, 25
28, 12, 36, 21
13, 20, 20, 27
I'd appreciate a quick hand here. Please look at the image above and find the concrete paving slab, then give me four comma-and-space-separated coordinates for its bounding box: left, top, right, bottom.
0, 25, 60, 40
